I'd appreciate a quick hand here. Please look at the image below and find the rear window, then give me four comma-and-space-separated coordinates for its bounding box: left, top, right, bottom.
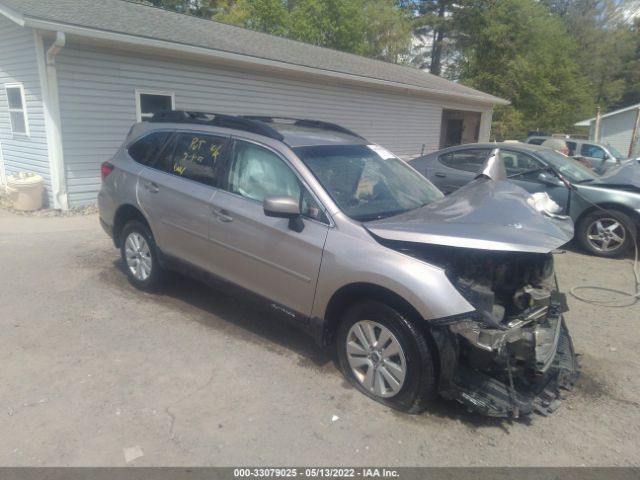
155, 133, 228, 186
128, 131, 172, 165
528, 138, 545, 145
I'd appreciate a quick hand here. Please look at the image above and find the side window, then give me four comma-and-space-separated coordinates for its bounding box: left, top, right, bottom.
581, 144, 605, 160
228, 141, 301, 202
528, 138, 544, 145
227, 141, 327, 222
439, 149, 489, 173
5, 84, 29, 135
156, 133, 227, 186
499, 150, 543, 180
128, 131, 172, 165
566, 141, 577, 156
301, 190, 329, 223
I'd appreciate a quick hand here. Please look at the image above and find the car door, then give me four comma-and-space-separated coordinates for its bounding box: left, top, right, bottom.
499, 149, 570, 211
137, 131, 229, 270
206, 138, 330, 317
430, 148, 490, 193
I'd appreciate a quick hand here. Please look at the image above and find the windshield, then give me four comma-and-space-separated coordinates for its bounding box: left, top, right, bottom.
536, 149, 598, 183
294, 144, 443, 221
604, 144, 624, 159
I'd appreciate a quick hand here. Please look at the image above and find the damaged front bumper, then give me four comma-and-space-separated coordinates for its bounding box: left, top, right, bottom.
435, 300, 579, 418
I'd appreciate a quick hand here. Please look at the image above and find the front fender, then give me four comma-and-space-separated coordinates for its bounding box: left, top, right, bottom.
571, 185, 640, 224
311, 227, 474, 323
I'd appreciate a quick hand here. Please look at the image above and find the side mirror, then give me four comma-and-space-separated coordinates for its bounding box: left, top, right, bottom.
537, 172, 563, 187
263, 196, 304, 232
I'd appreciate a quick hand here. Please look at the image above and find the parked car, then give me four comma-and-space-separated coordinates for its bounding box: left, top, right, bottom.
526, 135, 632, 174
99, 112, 578, 417
411, 143, 640, 257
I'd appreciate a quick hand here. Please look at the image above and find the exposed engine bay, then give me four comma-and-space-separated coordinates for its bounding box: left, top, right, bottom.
382, 241, 579, 418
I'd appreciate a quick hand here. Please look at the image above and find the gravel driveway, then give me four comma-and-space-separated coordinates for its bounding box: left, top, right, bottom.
1, 209, 639, 466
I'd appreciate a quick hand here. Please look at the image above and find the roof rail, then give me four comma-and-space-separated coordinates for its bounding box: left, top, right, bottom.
242, 116, 364, 139
149, 111, 285, 141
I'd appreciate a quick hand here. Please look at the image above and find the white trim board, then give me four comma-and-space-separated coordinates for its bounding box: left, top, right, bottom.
0, 140, 6, 188
4, 82, 30, 136
135, 89, 175, 122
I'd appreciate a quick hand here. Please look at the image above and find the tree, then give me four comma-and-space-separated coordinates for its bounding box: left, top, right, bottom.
287, 0, 369, 52
560, 0, 634, 109
397, 0, 457, 75
413, 1, 456, 75
215, 0, 289, 34
136, 0, 219, 16
361, 0, 413, 63
618, 20, 640, 108
214, 0, 412, 62
538, 0, 572, 17
453, 0, 593, 138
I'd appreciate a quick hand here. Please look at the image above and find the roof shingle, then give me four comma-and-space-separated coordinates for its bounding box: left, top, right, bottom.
0, 0, 506, 104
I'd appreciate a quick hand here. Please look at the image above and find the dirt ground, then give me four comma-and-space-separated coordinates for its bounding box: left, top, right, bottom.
0, 208, 639, 466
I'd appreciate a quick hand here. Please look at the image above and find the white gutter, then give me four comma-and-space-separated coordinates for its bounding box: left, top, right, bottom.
34, 30, 69, 210
0, 2, 24, 27
46, 31, 66, 64
21, 17, 508, 107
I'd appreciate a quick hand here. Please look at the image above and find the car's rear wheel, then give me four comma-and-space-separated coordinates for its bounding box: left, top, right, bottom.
577, 209, 635, 258
336, 300, 436, 413
120, 220, 163, 290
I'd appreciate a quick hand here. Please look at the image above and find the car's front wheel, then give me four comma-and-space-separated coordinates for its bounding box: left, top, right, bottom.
336, 300, 437, 413
120, 220, 164, 290
577, 209, 635, 258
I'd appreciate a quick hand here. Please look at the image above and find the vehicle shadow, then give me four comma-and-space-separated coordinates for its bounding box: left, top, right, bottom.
110, 259, 534, 427
112, 259, 331, 368
560, 238, 638, 260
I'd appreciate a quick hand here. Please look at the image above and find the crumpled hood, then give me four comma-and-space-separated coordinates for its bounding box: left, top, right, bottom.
597, 163, 640, 190
366, 178, 574, 253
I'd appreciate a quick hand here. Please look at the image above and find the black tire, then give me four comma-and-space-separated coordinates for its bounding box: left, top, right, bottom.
336, 300, 437, 413
120, 220, 164, 291
576, 209, 636, 258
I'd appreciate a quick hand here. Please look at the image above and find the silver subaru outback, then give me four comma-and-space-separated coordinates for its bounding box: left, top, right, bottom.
98, 111, 578, 418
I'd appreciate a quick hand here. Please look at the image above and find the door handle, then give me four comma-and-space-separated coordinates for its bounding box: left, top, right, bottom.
212, 208, 233, 223
435, 173, 446, 178
143, 181, 159, 193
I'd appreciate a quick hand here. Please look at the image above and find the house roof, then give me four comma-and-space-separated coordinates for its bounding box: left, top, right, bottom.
0, 0, 507, 106
575, 103, 640, 126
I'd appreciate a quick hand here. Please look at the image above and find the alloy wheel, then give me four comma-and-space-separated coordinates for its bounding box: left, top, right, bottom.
124, 232, 152, 281
345, 320, 407, 398
586, 218, 626, 253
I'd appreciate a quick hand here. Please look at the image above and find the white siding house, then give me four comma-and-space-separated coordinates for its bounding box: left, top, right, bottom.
576, 103, 640, 159
0, 14, 52, 203
0, 0, 507, 209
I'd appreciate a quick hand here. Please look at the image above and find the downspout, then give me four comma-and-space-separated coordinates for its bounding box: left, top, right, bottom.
0, 140, 7, 195
44, 32, 69, 210
47, 31, 66, 64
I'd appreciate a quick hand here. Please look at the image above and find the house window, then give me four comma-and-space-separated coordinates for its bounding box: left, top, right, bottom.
135, 90, 175, 122
5, 84, 29, 135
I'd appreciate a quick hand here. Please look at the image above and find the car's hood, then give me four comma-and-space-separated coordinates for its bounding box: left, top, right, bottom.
596, 163, 640, 191
366, 178, 574, 253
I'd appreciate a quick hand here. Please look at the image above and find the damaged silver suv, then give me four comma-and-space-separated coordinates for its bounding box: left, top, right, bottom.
98, 111, 578, 418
